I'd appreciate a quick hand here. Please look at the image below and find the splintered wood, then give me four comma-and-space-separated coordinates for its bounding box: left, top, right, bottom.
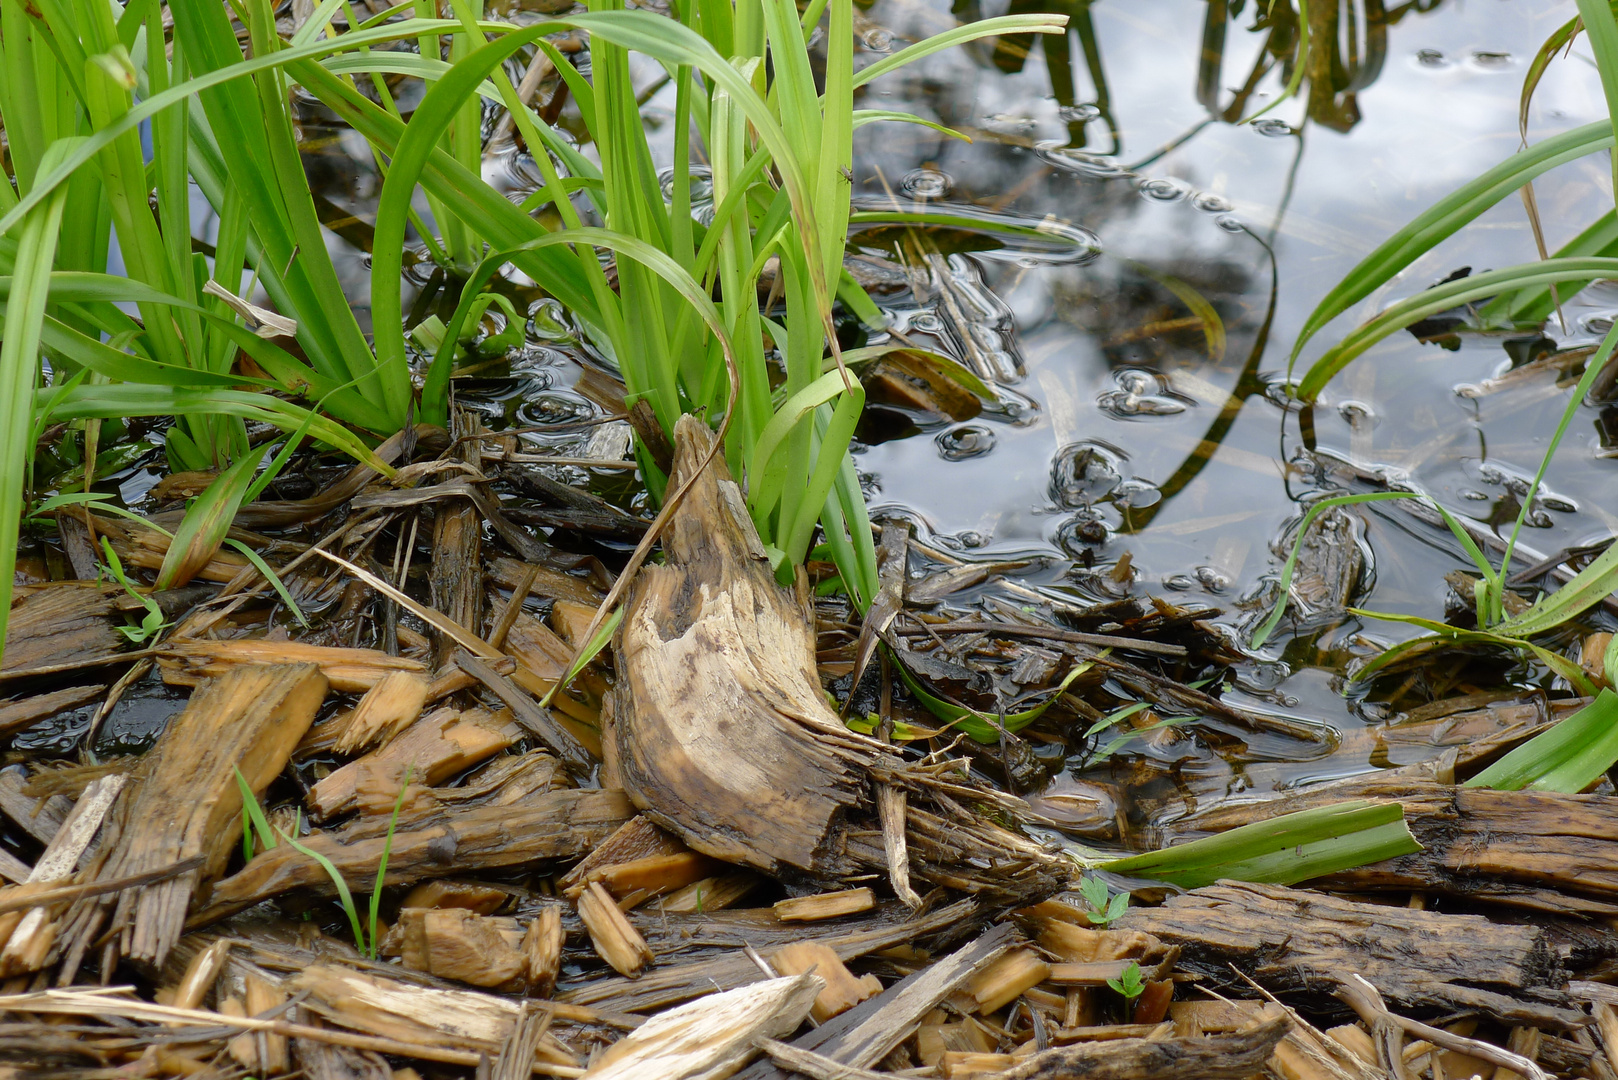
62, 663, 327, 969
614, 416, 889, 877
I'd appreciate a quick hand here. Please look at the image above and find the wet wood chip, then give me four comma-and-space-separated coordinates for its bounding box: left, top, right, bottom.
159, 639, 424, 692
333, 670, 429, 755
770, 942, 882, 1023
775, 888, 876, 923
578, 880, 654, 977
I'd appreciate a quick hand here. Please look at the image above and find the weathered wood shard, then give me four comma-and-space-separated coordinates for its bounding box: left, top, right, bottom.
1115, 880, 1585, 1028
64, 663, 327, 970
999, 1014, 1289, 1080
196, 787, 633, 924
0, 586, 126, 677
614, 416, 891, 878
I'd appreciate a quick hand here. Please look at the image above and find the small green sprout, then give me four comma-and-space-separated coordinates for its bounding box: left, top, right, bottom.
1078, 874, 1130, 925
101, 537, 168, 644
1107, 960, 1145, 999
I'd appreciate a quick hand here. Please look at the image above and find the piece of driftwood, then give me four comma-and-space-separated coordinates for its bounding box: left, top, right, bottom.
614, 416, 892, 878
0, 684, 105, 738
308, 706, 518, 819
1115, 881, 1584, 1027
582, 973, 822, 1080
61, 663, 328, 970
736, 922, 1016, 1080
158, 639, 425, 692
196, 788, 633, 923
0, 586, 125, 677
996, 1014, 1289, 1080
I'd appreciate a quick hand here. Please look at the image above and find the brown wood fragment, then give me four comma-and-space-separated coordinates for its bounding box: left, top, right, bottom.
615, 416, 891, 877
198, 788, 633, 923
549, 599, 598, 647
169, 938, 231, 1011
399, 879, 511, 914
159, 639, 424, 692
579, 880, 653, 977
585, 973, 823, 1080
523, 905, 563, 998
0, 586, 125, 677
0, 765, 69, 844
574, 851, 719, 905
771, 942, 883, 1023
968, 948, 1051, 1014
400, 907, 526, 989
775, 888, 875, 923
754, 1038, 891, 1080
660, 872, 761, 914
453, 650, 595, 774
560, 815, 685, 893
333, 670, 429, 755
996, 1014, 1288, 1079
918, 1021, 995, 1066
940, 1050, 1020, 1077
236, 973, 292, 1075
0, 685, 105, 738
1116, 880, 1583, 1027
429, 410, 485, 667
735, 921, 1017, 1080
70, 664, 327, 969
488, 556, 603, 608
309, 706, 517, 820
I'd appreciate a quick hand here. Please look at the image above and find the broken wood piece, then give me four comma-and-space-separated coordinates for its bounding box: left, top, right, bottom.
488, 556, 604, 609
0, 774, 125, 974
579, 880, 654, 978
550, 599, 598, 648
939, 1050, 1019, 1077
615, 416, 892, 877
735, 922, 1017, 1080
71, 663, 328, 969
0, 765, 69, 846
235, 973, 291, 1074
429, 410, 485, 667
0, 586, 125, 677
1339, 973, 1551, 1080
770, 942, 883, 1023
308, 706, 517, 820
169, 938, 232, 1012
995, 1014, 1288, 1079
968, 947, 1051, 1014
754, 1038, 890, 1080
583, 973, 823, 1080
398, 906, 526, 989
524, 905, 564, 997
878, 784, 921, 909
454, 649, 596, 773
400, 879, 512, 914
918, 1021, 996, 1066
559, 814, 685, 893
159, 639, 423, 692
0, 684, 105, 738
775, 888, 875, 923
660, 872, 761, 914
572, 851, 720, 906
198, 788, 633, 923
1117, 880, 1584, 1028
334, 670, 429, 755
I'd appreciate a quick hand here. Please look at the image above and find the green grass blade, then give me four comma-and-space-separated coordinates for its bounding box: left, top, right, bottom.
1578, 0, 1618, 205
277, 827, 366, 953
0, 138, 72, 667
1291, 121, 1615, 367
850, 14, 1068, 89
1097, 800, 1422, 888
368, 764, 413, 959
1297, 257, 1618, 400
1494, 539, 1618, 640
224, 539, 309, 628
1465, 689, 1618, 792
1521, 15, 1582, 141
157, 450, 261, 589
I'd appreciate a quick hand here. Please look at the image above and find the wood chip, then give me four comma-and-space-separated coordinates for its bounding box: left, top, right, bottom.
775, 888, 875, 923
524, 905, 564, 998
578, 880, 654, 978
334, 670, 429, 755
159, 639, 423, 692
771, 942, 883, 1023
309, 706, 518, 820
968, 948, 1051, 1014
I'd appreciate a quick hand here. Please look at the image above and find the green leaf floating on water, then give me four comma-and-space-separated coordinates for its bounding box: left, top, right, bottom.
1465, 688, 1618, 794
892, 653, 1092, 743
1096, 800, 1422, 890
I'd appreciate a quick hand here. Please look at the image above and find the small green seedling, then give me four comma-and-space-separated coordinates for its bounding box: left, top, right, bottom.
1107, 960, 1145, 999
1078, 875, 1130, 925
101, 538, 168, 644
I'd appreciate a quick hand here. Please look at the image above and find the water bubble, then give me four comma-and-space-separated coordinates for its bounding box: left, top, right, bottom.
907, 311, 945, 333
1194, 565, 1230, 593
900, 168, 954, 200
935, 424, 996, 461
1056, 511, 1111, 554
1338, 399, 1377, 429
527, 298, 575, 342
1215, 214, 1246, 234
516, 393, 595, 426
1460, 488, 1490, 501
1112, 478, 1162, 510
1050, 441, 1123, 507
659, 164, 714, 203
1416, 48, 1448, 67
956, 530, 987, 548
1191, 192, 1233, 214
1136, 176, 1190, 203
1035, 143, 1131, 179
1470, 50, 1513, 69
1163, 573, 1196, 591
1252, 118, 1294, 137
1097, 368, 1189, 419
1580, 313, 1616, 336
861, 27, 895, 52
1057, 104, 1101, 123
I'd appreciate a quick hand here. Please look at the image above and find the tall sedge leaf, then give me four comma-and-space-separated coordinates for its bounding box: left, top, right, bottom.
1289, 120, 1613, 371
155, 450, 262, 589
1466, 689, 1618, 793
1577, 0, 1618, 208
0, 138, 73, 665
